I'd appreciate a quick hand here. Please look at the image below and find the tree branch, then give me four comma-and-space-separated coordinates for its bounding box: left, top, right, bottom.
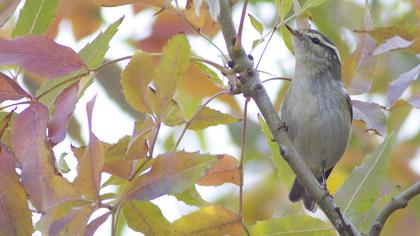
217, 1, 361, 235
368, 181, 420, 236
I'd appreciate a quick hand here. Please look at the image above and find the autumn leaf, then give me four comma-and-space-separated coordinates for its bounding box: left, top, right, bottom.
198, 154, 240, 186
48, 82, 79, 145
343, 5, 377, 94
352, 100, 386, 135
0, 72, 30, 102
49, 205, 95, 236
0, 36, 87, 78
73, 96, 105, 199
0, 0, 21, 26
84, 212, 111, 236
122, 151, 216, 201
123, 200, 171, 235
12, 102, 79, 211
154, 34, 190, 114
0, 145, 33, 236
188, 107, 241, 130
121, 51, 155, 114
172, 205, 244, 235
373, 36, 413, 55
387, 64, 420, 107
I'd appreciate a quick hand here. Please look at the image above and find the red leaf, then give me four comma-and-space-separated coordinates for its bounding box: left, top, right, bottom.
0, 72, 30, 102
0, 36, 87, 78
11, 102, 79, 211
49, 205, 95, 236
84, 212, 111, 236
352, 100, 386, 135
387, 64, 420, 106
0, 145, 33, 235
73, 96, 105, 199
48, 82, 79, 145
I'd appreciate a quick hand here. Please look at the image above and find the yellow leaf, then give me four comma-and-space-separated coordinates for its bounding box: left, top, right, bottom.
121, 51, 155, 114
155, 34, 191, 115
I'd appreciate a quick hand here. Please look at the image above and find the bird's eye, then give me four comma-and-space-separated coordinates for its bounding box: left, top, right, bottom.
311, 37, 321, 45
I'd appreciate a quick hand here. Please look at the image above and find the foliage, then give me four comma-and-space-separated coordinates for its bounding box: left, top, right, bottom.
0, 0, 419, 235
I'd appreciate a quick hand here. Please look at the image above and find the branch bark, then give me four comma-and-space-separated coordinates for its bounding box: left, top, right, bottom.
368, 181, 420, 236
217, 1, 361, 235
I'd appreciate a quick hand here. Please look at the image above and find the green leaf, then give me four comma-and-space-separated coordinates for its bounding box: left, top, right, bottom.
250, 215, 335, 235
335, 133, 396, 221
58, 153, 71, 174
13, 0, 58, 37
275, 0, 293, 20
248, 14, 263, 35
258, 115, 294, 187
161, 98, 185, 127
122, 151, 216, 201
121, 51, 155, 114
194, 61, 223, 86
280, 25, 294, 54
188, 107, 240, 130
172, 206, 244, 235
173, 187, 210, 207
155, 34, 191, 114
123, 200, 171, 235
36, 17, 123, 108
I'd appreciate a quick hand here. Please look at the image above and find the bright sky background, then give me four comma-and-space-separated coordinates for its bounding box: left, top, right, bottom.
4, 0, 419, 235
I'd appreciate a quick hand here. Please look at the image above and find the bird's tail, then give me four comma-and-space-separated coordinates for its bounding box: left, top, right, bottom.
288, 178, 317, 212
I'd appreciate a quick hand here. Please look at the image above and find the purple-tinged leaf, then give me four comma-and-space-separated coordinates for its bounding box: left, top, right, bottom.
48, 82, 79, 145
0, 0, 21, 26
0, 72, 30, 102
352, 100, 386, 136
49, 205, 95, 236
0, 36, 87, 78
387, 64, 420, 107
407, 96, 420, 109
11, 102, 79, 211
373, 36, 413, 55
84, 212, 111, 236
343, 5, 377, 95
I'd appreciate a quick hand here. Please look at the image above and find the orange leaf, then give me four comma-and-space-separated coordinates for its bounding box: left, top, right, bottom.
12, 102, 79, 211
198, 154, 240, 186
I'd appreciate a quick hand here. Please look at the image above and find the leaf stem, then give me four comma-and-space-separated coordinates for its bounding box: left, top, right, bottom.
172, 89, 230, 151
239, 98, 250, 236
234, 0, 249, 51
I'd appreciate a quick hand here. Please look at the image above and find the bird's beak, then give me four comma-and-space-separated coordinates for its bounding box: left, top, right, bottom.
285, 24, 301, 37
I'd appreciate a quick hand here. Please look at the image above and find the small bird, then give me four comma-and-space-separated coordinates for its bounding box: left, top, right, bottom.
280, 25, 353, 212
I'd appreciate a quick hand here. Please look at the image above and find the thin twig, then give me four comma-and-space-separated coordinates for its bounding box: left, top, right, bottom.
148, 121, 161, 158
368, 181, 420, 236
239, 98, 251, 236
172, 90, 230, 151
234, 0, 249, 51
262, 77, 292, 83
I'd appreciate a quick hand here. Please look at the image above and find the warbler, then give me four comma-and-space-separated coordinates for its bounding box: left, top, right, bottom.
280, 25, 353, 211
